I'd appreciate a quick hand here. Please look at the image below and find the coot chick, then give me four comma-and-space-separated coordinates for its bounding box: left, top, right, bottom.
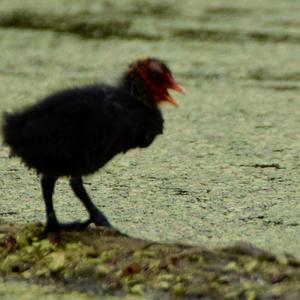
2, 57, 185, 233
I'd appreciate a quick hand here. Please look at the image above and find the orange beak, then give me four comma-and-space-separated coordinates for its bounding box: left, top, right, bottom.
164, 78, 185, 106
170, 79, 186, 94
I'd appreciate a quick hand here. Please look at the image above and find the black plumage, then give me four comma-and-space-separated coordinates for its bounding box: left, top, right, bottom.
2, 57, 184, 232
4, 85, 163, 176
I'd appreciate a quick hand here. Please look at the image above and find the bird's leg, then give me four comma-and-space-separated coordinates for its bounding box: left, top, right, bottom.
70, 176, 112, 227
41, 175, 60, 232
41, 175, 91, 233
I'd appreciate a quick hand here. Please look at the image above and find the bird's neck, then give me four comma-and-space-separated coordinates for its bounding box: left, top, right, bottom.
120, 71, 155, 107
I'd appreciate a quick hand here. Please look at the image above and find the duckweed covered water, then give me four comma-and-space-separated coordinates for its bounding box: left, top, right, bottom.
0, 0, 300, 298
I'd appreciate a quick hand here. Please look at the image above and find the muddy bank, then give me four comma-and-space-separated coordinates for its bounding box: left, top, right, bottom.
1, 224, 300, 299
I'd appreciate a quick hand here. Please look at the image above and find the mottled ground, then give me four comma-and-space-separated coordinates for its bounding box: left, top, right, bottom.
1, 224, 300, 299
0, 1, 300, 297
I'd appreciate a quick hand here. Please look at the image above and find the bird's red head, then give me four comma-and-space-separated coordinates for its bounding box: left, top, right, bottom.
129, 58, 185, 106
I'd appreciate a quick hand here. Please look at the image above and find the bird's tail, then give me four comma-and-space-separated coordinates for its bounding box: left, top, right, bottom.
1, 111, 26, 156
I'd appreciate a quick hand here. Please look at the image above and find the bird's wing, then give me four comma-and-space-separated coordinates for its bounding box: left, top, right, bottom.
83, 98, 163, 156
11, 86, 162, 162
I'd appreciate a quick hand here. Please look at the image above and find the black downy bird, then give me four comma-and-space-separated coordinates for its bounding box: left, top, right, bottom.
2, 58, 185, 233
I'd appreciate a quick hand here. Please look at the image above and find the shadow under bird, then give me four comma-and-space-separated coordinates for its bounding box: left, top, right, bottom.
2, 57, 185, 233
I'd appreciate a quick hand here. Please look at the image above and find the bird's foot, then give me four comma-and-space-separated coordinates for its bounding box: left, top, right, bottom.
90, 211, 112, 228
89, 214, 123, 235
44, 219, 92, 234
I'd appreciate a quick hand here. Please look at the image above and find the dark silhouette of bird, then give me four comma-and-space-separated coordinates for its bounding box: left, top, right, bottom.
2, 57, 185, 233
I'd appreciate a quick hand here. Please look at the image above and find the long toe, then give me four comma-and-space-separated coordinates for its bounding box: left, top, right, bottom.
91, 213, 112, 228
44, 220, 92, 233
44, 219, 61, 234
65, 219, 92, 230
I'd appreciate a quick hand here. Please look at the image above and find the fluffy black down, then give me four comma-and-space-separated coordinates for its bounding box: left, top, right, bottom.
2, 85, 163, 176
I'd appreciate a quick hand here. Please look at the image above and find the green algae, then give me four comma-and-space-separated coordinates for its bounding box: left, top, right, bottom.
204, 6, 252, 17
0, 10, 150, 40
1, 0, 300, 297
173, 28, 300, 44
248, 68, 300, 81
0, 279, 97, 300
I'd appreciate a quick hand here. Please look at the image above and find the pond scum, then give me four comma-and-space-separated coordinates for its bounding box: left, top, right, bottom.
1, 1, 300, 298
0, 10, 160, 40
1, 224, 300, 299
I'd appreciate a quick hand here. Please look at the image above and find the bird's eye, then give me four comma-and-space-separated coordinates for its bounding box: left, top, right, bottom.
149, 70, 163, 83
